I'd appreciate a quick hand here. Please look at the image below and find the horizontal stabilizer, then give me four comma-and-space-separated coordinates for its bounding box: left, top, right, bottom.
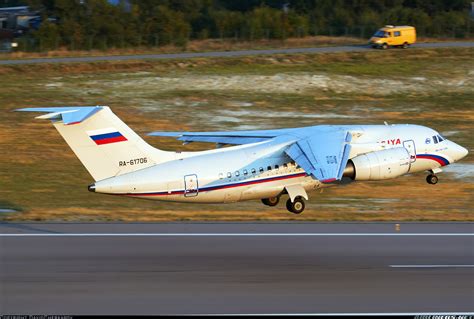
16, 106, 103, 125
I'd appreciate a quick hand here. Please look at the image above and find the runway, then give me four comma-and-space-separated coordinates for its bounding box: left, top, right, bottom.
1, 41, 473, 65
0, 222, 473, 315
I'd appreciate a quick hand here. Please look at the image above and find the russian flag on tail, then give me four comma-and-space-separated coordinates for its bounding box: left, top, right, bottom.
87, 128, 128, 145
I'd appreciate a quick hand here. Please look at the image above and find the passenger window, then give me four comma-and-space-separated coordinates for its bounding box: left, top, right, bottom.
394, 31, 401, 37
296, 165, 301, 169
259, 167, 264, 173
283, 163, 288, 168
387, 32, 392, 37
275, 165, 279, 170
267, 166, 272, 171
433, 135, 438, 144
227, 172, 232, 178
251, 168, 256, 174
235, 171, 240, 177
243, 169, 248, 175
218, 173, 224, 179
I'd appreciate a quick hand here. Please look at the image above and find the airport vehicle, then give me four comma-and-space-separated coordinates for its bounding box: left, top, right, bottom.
18, 106, 468, 214
369, 25, 416, 49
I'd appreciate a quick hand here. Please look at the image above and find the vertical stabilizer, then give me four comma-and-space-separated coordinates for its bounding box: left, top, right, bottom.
17, 106, 175, 181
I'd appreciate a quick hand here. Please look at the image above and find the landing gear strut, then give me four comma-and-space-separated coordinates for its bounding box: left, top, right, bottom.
261, 196, 280, 206
286, 197, 305, 214
426, 174, 438, 185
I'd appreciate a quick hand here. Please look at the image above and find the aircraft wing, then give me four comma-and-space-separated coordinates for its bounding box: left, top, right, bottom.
148, 127, 300, 145
285, 130, 352, 183
151, 125, 352, 183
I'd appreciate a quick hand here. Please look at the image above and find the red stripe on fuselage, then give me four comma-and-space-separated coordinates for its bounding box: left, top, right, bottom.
321, 178, 336, 183
121, 172, 308, 197
416, 155, 447, 166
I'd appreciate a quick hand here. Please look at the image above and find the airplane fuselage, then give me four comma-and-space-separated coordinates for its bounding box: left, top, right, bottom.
91, 124, 468, 204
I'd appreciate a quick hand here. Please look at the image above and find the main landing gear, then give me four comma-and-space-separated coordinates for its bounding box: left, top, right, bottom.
286, 197, 305, 214
261, 196, 280, 206
261, 195, 306, 214
426, 174, 438, 185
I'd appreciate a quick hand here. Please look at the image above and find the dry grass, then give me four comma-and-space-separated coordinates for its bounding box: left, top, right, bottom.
0, 47, 471, 78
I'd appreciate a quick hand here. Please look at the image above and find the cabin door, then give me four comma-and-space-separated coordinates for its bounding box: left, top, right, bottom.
184, 174, 199, 197
403, 140, 417, 163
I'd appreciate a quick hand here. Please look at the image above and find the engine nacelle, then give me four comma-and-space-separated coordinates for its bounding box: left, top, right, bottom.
343, 147, 411, 181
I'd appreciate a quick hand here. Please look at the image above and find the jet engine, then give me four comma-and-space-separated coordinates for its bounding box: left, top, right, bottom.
343, 147, 411, 181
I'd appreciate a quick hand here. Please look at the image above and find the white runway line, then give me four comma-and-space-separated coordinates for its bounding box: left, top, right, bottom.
390, 265, 474, 268
0, 233, 473, 237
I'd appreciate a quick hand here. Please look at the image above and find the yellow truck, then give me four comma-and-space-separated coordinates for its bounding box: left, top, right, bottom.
369, 25, 416, 49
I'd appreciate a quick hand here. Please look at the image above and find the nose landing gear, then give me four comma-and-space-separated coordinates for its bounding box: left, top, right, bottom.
426, 174, 438, 185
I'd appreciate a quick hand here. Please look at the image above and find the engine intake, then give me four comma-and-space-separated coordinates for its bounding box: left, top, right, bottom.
343, 147, 411, 181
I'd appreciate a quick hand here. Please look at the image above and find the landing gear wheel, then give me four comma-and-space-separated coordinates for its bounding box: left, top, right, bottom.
286, 197, 305, 214
426, 174, 438, 185
262, 196, 280, 207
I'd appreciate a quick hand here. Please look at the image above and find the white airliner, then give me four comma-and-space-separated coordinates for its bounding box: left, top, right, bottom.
18, 106, 468, 214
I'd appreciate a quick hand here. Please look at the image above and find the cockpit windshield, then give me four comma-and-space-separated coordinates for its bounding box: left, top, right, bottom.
374, 30, 386, 38
432, 134, 446, 144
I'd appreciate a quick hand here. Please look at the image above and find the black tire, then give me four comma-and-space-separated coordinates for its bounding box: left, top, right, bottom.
286, 197, 305, 214
262, 196, 280, 207
382, 43, 388, 50
402, 42, 408, 49
426, 174, 438, 185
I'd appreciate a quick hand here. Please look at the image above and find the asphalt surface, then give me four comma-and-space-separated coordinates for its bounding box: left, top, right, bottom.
0, 222, 473, 315
1, 41, 473, 65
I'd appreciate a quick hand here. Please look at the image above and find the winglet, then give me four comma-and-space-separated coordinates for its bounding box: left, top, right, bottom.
16, 106, 103, 125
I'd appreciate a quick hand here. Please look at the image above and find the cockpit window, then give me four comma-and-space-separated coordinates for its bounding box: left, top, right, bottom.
437, 135, 444, 142
433, 135, 438, 144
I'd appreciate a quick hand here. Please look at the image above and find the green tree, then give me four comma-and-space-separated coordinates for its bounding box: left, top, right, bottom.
32, 20, 59, 50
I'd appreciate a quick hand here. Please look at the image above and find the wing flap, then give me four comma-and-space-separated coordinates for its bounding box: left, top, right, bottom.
285, 130, 352, 183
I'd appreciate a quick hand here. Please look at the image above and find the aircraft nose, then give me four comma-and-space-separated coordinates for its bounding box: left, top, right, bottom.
450, 141, 468, 162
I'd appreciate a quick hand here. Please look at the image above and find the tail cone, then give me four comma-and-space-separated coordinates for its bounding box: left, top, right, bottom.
88, 184, 96, 192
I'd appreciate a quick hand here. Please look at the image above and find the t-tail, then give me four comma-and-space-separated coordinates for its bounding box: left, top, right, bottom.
16, 106, 175, 181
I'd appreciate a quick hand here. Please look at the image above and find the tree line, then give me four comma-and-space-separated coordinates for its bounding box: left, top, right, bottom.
12, 0, 474, 50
